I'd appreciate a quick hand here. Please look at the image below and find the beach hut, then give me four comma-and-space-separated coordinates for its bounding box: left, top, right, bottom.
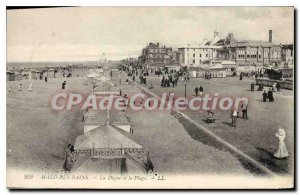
47, 68, 55, 78
29, 70, 38, 80
6, 71, 15, 81
14, 72, 23, 81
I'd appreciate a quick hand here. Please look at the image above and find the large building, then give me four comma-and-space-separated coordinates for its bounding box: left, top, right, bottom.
141, 42, 173, 65
178, 31, 223, 67
217, 31, 282, 66
179, 30, 284, 68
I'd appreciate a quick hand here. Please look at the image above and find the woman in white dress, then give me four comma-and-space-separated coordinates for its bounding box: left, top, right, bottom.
274, 128, 289, 158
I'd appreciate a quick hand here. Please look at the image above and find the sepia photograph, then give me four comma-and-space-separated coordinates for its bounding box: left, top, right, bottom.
6, 6, 295, 189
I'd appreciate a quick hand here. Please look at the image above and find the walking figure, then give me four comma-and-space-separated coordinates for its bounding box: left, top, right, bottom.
241, 101, 248, 119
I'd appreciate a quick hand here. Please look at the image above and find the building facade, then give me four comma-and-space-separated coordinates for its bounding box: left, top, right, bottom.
281, 44, 294, 67
142, 42, 172, 64
178, 31, 223, 67
218, 32, 282, 66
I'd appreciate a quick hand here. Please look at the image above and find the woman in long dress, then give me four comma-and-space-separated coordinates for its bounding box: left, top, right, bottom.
63, 144, 75, 172
274, 129, 289, 158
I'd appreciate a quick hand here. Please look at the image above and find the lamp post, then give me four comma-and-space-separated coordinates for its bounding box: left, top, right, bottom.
184, 80, 187, 98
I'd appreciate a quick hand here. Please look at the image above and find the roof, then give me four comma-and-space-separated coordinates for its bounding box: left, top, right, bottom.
282, 44, 293, 50
74, 125, 142, 149
209, 64, 224, 69
93, 82, 119, 92
84, 110, 107, 125
231, 41, 274, 48
87, 72, 99, 78
109, 110, 130, 125
221, 61, 236, 65
178, 45, 222, 49
94, 75, 110, 82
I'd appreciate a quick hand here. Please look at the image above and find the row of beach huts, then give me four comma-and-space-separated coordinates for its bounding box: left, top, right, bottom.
6, 68, 56, 81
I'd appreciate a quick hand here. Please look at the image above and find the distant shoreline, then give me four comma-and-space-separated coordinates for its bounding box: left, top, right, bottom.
6, 60, 120, 69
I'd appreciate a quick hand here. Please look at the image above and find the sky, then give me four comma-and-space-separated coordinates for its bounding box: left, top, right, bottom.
7, 7, 294, 62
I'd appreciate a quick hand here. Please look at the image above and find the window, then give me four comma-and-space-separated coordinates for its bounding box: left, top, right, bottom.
193, 60, 195, 64
247, 55, 249, 58
193, 54, 195, 57
200, 54, 202, 57
206, 54, 208, 57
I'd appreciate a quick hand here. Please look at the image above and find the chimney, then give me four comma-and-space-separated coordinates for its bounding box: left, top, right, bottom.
157, 42, 159, 47
269, 30, 272, 43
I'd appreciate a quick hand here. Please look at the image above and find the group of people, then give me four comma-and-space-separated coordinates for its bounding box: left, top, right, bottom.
262, 88, 275, 102
231, 101, 248, 127
194, 86, 204, 96
160, 75, 178, 88
251, 82, 280, 102
8, 83, 33, 93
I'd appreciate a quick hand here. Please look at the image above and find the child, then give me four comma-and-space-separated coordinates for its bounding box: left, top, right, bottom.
28, 83, 33, 92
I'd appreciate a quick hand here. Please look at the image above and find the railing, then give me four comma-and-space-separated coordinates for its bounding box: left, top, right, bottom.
124, 152, 148, 174
255, 78, 293, 90
71, 150, 92, 173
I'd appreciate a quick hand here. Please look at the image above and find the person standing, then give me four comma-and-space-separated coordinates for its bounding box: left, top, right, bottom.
63, 144, 76, 172
274, 128, 289, 158
276, 82, 281, 92
62, 81, 66, 90
194, 87, 199, 97
262, 90, 268, 102
232, 109, 238, 127
133, 75, 135, 82
241, 101, 248, 119
44, 76, 48, 82
268, 88, 274, 102
250, 82, 255, 91
199, 86, 203, 96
